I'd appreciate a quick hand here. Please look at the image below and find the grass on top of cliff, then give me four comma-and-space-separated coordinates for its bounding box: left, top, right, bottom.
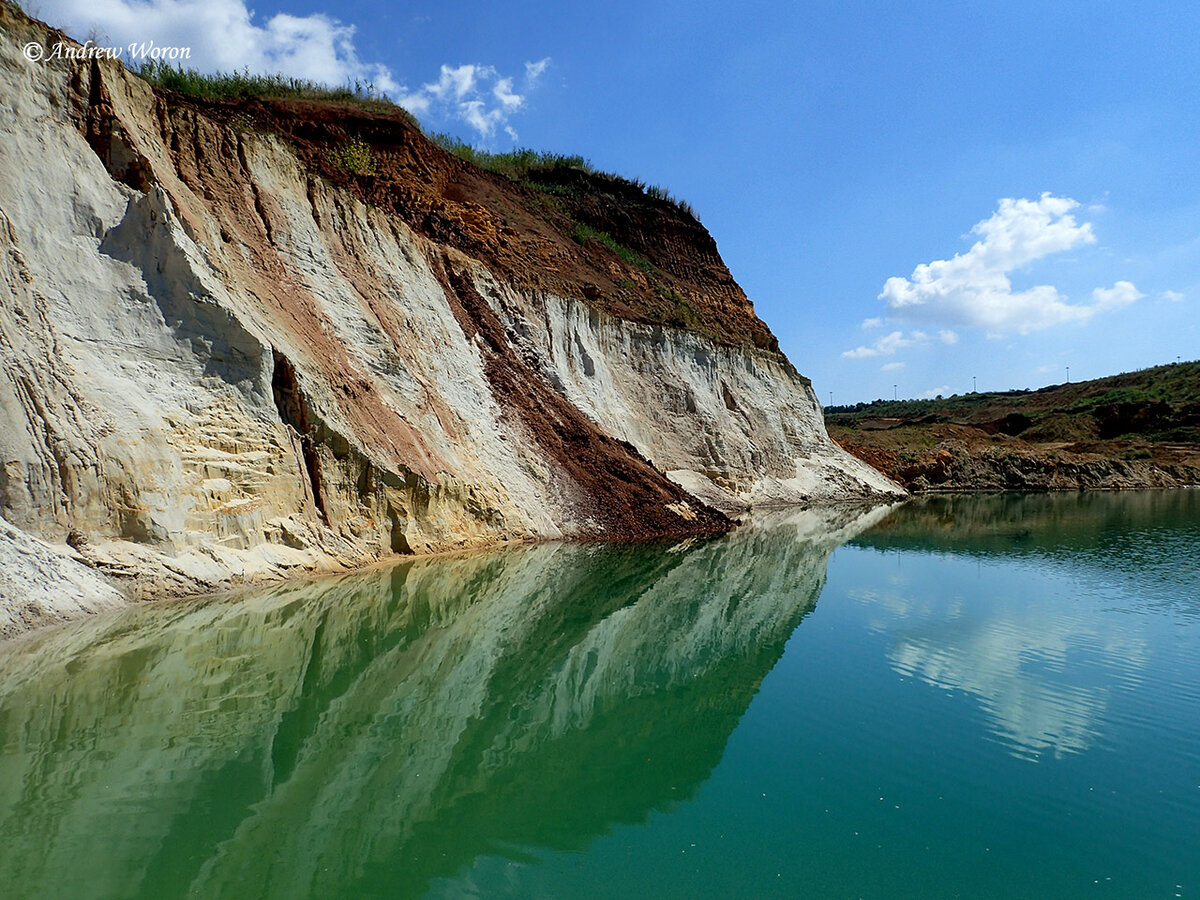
134, 61, 407, 118
427, 133, 699, 220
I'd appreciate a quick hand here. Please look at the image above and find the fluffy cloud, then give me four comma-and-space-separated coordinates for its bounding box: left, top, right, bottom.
35, 0, 548, 139
878, 194, 1142, 334
1092, 280, 1144, 309
881, 361, 905, 372
400, 59, 550, 140
921, 385, 952, 398
37, 0, 400, 92
842, 328, 958, 359
1163, 290, 1185, 303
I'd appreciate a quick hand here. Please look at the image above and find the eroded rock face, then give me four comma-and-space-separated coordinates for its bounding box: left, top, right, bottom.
0, 517, 125, 637
0, 6, 901, 627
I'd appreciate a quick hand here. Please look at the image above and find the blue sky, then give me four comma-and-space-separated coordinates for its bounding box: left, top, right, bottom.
35, 0, 1200, 403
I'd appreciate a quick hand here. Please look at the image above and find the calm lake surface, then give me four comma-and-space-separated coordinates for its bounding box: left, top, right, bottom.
0, 491, 1197, 899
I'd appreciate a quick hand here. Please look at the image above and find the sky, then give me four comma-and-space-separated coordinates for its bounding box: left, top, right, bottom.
30, 0, 1200, 404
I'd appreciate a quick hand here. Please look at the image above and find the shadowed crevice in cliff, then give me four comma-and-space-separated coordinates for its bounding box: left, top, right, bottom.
271, 351, 328, 524
82, 59, 154, 192
432, 252, 731, 540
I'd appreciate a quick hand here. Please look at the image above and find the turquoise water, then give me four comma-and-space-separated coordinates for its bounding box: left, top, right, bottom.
0, 491, 1197, 898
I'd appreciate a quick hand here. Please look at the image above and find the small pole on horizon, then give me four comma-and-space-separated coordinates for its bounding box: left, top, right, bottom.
829, 391, 833, 408
1066, 365, 1070, 384
893, 384, 898, 400
973, 375, 977, 393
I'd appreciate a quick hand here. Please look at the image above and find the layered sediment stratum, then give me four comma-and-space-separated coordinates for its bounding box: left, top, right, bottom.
0, 6, 901, 632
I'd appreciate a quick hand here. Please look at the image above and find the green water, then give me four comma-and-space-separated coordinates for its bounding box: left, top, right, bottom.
0, 492, 1197, 899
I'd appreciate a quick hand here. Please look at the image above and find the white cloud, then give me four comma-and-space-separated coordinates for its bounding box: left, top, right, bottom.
493, 76, 523, 111
38, 0, 400, 93
1092, 280, 1144, 309
1163, 290, 1185, 303
881, 361, 905, 372
878, 194, 1141, 335
842, 328, 958, 359
525, 57, 551, 83
842, 330, 918, 359
861, 316, 883, 329
400, 59, 550, 140
921, 385, 952, 398
36, 0, 548, 140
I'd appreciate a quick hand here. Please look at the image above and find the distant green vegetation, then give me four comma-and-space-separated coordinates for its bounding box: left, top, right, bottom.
826, 393, 997, 419
134, 61, 406, 117
826, 360, 1200, 444
828, 360, 1200, 422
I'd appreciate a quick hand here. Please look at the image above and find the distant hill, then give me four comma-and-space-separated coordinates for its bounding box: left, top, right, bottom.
825, 361, 1200, 491
827, 360, 1200, 444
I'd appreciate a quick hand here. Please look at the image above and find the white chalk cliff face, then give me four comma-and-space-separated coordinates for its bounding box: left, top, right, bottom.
0, 7, 901, 628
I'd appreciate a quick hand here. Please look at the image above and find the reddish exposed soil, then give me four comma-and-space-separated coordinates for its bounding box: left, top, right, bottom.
831, 426, 1200, 492
434, 253, 731, 539
155, 93, 780, 353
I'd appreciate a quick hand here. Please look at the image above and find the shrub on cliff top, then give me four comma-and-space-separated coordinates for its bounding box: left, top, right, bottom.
326, 137, 376, 176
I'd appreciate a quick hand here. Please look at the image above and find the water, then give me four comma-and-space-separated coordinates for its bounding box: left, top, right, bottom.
0, 491, 1197, 899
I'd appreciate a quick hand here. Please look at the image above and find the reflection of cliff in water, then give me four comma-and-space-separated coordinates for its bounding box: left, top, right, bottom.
0, 504, 889, 900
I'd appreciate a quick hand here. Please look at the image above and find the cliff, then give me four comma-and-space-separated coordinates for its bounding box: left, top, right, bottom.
0, 4, 901, 628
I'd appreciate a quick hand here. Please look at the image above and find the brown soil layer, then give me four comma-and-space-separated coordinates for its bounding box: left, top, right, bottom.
155, 93, 780, 354
830, 424, 1200, 492
434, 252, 731, 539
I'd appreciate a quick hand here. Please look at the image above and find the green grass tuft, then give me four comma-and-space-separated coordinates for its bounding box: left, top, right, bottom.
428, 133, 699, 219
654, 284, 698, 326
645, 183, 699, 220
571, 224, 652, 272
428, 133, 593, 181
134, 61, 408, 119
